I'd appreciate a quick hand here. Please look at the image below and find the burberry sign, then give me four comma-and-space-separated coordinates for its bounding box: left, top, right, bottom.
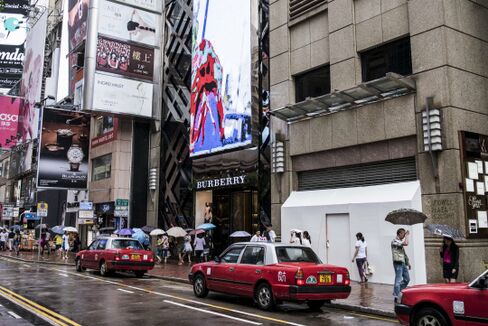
196, 175, 247, 190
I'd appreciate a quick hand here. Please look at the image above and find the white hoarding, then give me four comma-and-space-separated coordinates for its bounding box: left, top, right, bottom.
92, 73, 153, 117
114, 0, 163, 12
98, 0, 160, 47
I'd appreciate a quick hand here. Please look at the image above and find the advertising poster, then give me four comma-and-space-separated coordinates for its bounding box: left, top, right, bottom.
92, 73, 153, 117
68, 0, 89, 52
0, 0, 30, 90
190, 0, 252, 157
37, 108, 90, 189
114, 0, 163, 12
96, 36, 154, 81
18, 8, 48, 142
0, 95, 22, 149
98, 0, 160, 47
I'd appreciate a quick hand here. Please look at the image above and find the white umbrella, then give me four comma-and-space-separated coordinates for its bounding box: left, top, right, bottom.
230, 231, 251, 238
166, 227, 187, 238
63, 226, 78, 233
150, 228, 166, 236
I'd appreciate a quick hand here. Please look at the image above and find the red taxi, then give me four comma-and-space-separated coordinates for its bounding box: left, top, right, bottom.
395, 269, 488, 325
75, 237, 154, 278
189, 242, 351, 310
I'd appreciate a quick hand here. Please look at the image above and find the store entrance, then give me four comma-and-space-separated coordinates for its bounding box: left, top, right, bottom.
212, 189, 259, 255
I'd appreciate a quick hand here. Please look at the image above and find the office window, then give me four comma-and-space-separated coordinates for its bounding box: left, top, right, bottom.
94, 116, 115, 137
361, 37, 412, 82
92, 154, 112, 181
295, 65, 330, 103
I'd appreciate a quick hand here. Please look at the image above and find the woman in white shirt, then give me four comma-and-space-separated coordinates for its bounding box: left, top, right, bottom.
302, 231, 312, 247
351, 232, 368, 283
289, 231, 302, 245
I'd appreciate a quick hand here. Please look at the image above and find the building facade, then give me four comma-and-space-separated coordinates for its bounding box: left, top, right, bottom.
269, 0, 488, 283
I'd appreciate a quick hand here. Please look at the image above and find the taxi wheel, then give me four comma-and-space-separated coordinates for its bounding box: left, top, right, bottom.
307, 300, 325, 310
75, 258, 85, 272
100, 261, 110, 277
413, 307, 448, 326
134, 271, 145, 278
193, 274, 209, 298
255, 283, 275, 310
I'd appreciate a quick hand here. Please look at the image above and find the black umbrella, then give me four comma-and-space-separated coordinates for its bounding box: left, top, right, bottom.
141, 225, 156, 233
385, 209, 427, 225
425, 224, 464, 239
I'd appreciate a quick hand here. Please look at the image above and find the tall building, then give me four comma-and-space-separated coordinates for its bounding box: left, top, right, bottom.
269, 0, 488, 283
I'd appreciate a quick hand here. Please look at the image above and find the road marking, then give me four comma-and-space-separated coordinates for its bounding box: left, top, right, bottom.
0, 259, 305, 326
0, 285, 81, 326
8, 311, 22, 319
23, 264, 31, 268
164, 300, 262, 325
349, 312, 399, 323
117, 288, 134, 294
58, 273, 69, 278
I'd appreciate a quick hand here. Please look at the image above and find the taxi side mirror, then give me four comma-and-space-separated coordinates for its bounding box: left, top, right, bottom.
214, 256, 221, 263
478, 276, 487, 289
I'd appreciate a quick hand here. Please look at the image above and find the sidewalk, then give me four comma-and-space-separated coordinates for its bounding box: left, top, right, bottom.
0, 251, 395, 318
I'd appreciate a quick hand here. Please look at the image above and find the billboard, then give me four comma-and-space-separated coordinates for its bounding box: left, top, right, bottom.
113, 0, 163, 12
98, 0, 160, 47
96, 36, 154, 81
37, 108, 90, 189
92, 73, 153, 117
68, 0, 89, 52
0, 95, 22, 149
190, 0, 252, 157
18, 8, 48, 142
0, 0, 30, 90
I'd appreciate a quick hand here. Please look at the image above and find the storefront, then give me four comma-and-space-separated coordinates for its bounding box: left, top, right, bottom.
193, 149, 264, 254
94, 202, 115, 229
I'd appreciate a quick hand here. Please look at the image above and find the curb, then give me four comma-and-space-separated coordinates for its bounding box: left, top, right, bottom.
1, 254, 396, 319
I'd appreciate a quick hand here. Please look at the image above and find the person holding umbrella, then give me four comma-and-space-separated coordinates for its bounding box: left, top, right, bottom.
440, 236, 459, 283
62, 231, 70, 260
392, 228, 411, 302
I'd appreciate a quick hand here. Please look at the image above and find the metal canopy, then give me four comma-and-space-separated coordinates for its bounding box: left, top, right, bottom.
271, 73, 416, 122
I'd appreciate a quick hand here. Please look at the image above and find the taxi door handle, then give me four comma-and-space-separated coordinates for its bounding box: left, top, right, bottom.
255, 269, 261, 274
229, 267, 235, 272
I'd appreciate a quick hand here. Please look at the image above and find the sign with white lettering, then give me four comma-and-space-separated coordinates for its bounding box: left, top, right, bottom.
195, 175, 248, 190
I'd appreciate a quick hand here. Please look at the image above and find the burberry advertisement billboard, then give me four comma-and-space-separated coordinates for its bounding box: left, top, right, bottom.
96, 36, 154, 81
68, 0, 89, 52
98, 0, 160, 47
0, 95, 22, 149
190, 0, 252, 157
37, 109, 90, 189
0, 0, 30, 90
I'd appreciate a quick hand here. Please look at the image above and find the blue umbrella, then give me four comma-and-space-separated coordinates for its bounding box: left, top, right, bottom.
10, 225, 23, 231
116, 228, 134, 236
132, 229, 149, 246
196, 223, 216, 230
50, 226, 64, 234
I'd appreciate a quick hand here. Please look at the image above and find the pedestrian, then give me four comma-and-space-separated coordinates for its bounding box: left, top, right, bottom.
13, 231, 21, 256
391, 228, 411, 301
72, 234, 81, 253
0, 228, 8, 251
290, 230, 302, 245
302, 231, 312, 247
39, 232, 48, 256
62, 231, 70, 260
440, 236, 459, 283
203, 233, 213, 262
182, 234, 193, 264
352, 232, 368, 283
8, 229, 15, 251
194, 234, 206, 263
250, 231, 261, 242
54, 233, 63, 255
264, 225, 276, 243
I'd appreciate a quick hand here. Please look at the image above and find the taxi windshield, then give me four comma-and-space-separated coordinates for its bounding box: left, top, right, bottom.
275, 247, 321, 263
112, 240, 143, 250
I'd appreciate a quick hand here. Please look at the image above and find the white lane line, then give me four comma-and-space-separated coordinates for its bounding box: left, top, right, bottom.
117, 288, 134, 294
58, 273, 69, 277
49, 268, 306, 326
164, 300, 262, 325
8, 311, 22, 319
23, 264, 30, 268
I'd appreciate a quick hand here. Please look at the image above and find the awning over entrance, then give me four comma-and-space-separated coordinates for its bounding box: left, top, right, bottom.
281, 181, 426, 285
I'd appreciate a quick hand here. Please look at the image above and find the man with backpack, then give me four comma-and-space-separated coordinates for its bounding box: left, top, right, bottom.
263, 225, 276, 243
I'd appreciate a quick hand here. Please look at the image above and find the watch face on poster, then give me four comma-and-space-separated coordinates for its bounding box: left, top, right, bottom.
67, 144, 84, 171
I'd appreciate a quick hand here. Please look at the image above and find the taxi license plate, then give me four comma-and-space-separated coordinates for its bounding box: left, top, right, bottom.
131, 254, 141, 260
319, 274, 332, 284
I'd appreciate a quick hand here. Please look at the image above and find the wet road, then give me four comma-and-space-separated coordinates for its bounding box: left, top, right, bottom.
0, 257, 397, 326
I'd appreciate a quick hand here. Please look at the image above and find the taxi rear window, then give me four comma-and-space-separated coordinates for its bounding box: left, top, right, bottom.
275, 247, 321, 263
112, 240, 143, 250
